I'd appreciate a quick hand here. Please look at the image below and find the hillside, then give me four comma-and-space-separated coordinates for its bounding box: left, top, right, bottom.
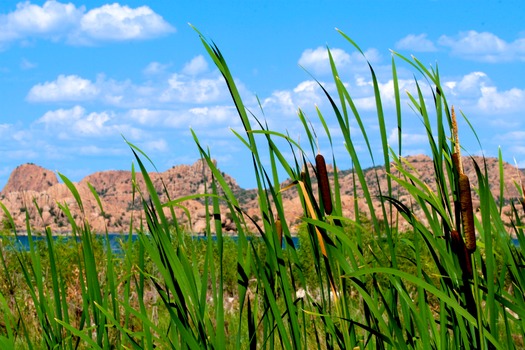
0, 155, 524, 234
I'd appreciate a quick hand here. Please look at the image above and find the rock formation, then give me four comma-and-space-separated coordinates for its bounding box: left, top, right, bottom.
0, 155, 523, 235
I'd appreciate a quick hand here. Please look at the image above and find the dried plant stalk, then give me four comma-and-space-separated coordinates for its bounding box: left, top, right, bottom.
451, 106, 464, 172
452, 106, 476, 253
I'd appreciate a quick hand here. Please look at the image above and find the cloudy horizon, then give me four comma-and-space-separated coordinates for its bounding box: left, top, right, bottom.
1, 1, 524, 189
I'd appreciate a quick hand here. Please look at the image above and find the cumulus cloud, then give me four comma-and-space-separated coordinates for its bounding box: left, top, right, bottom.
26, 55, 229, 108
128, 106, 238, 129
182, 55, 208, 75
78, 3, 174, 42
438, 31, 525, 62
35, 105, 133, 139
477, 86, 525, 114
27, 74, 99, 101
143, 61, 171, 75
447, 72, 489, 95
27, 74, 155, 107
395, 34, 437, 52
0, 1, 174, 48
262, 80, 328, 116
387, 128, 428, 146
443, 71, 525, 114
160, 73, 227, 104
0, 1, 82, 44
143, 139, 168, 152
298, 46, 380, 75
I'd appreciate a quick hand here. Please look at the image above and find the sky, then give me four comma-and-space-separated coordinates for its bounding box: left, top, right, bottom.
1, 1, 524, 190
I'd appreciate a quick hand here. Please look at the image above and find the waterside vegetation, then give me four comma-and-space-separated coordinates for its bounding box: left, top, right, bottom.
1, 28, 525, 349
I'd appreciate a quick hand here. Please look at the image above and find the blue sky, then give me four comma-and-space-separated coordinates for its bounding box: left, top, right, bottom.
1, 1, 524, 190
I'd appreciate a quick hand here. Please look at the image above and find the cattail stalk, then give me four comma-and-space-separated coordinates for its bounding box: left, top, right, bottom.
459, 174, 476, 252
316, 153, 333, 215
452, 106, 476, 253
450, 230, 473, 278
452, 106, 463, 172
275, 218, 282, 247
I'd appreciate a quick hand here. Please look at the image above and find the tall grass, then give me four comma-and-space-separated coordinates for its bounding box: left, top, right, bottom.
1, 28, 524, 349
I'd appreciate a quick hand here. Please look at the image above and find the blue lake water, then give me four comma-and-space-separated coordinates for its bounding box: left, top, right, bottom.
1, 233, 300, 253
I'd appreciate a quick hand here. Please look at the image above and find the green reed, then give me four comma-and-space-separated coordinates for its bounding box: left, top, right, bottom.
0, 28, 524, 349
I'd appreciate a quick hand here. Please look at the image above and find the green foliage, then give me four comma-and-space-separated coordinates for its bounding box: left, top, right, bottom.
1, 28, 525, 349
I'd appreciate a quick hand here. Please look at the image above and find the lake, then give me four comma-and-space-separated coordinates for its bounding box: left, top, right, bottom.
1, 233, 300, 253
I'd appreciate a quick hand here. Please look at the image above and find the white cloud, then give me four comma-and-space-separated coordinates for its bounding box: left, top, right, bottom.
0, 1, 174, 48
298, 47, 380, 75
75, 110, 111, 135
182, 55, 208, 75
143, 139, 168, 152
128, 108, 166, 125
160, 73, 227, 103
477, 86, 525, 114
262, 90, 295, 115
0, 1, 82, 44
128, 106, 239, 129
78, 3, 174, 42
143, 61, 171, 75
26, 63, 232, 108
443, 71, 525, 114
38, 105, 86, 124
27, 74, 99, 101
299, 47, 350, 75
395, 34, 437, 52
388, 128, 428, 146
438, 31, 525, 62
448, 72, 489, 95
35, 105, 133, 139
262, 80, 327, 116
184, 106, 237, 127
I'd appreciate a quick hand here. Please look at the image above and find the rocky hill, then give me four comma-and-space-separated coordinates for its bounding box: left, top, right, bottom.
0, 160, 244, 234
2, 164, 58, 193
0, 155, 524, 235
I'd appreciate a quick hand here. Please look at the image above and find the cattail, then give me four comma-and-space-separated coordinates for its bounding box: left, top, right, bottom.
452, 152, 461, 174
275, 218, 283, 247
459, 174, 476, 252
450, 230, 473, 278
315, 153, 332, 215
450, 230, 464, 261
451, 107, 464, 172
452, 106, 476, 252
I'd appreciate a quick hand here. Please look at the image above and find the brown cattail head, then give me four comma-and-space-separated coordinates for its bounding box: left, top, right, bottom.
450, 230, 464, 255
459, 174, 476, 252
450, 230, 473, 279
315, 153, 332, 215
275, 218, 283, 247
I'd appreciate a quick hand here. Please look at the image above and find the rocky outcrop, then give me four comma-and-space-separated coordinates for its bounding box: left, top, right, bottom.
2, 163, 58, 193
0, 160, 243, 234
0, 155, 524, 235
